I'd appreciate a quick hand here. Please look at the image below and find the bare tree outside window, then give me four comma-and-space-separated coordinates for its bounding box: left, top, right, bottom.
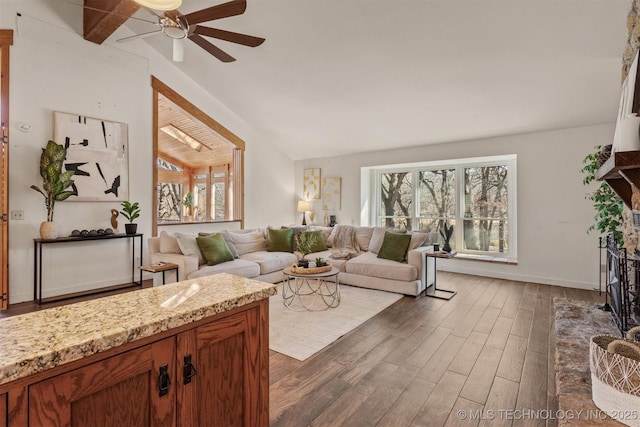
419, 169, 455, 243
380, 172, 412, 230
463, 166, 508, 252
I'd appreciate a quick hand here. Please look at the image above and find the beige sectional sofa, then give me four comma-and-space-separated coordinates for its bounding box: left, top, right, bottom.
148, 225, 438, 296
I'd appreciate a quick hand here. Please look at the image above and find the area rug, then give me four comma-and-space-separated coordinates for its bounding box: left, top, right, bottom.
269, 284, 403, 361
554, 298, 621, 426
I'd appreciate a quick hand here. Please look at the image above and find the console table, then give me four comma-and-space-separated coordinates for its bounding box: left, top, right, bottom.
34, 233, 143, 304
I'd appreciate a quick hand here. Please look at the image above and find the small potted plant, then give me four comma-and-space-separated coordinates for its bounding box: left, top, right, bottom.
120, 201, 140, 235
182, 191, 193, 222
30, 140, 76, 239
440, 222, 454, 252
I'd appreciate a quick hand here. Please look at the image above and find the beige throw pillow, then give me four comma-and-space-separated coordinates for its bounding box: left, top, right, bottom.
159, 231, 182, 254
368, 227, 387, 254
175, 232, 205, 265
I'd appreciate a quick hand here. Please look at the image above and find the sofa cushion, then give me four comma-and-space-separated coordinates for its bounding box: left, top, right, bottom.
346, 251, 417, 282
355, 227, 374, 252
159, 231, 181, 254
408, 232, 429, 251
175, 232, 205, 265
377, 231, 412, 263
297, 230, 328, 254
225, 230, 268, 255
368, 227, 387, 254
240, 250, 298, 275
267, 227, 294, 252
187, 259, 260, 280
200, 232, 239, 258
196, 233, 235, 266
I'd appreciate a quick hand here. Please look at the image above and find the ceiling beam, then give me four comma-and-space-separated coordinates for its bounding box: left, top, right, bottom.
83, 0, 140, 44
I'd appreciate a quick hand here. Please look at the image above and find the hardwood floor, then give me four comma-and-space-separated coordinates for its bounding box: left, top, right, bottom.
0, 272, 604, 426
269, 272, 605, 427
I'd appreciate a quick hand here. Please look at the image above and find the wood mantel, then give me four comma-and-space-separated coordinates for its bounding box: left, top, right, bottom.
596, 150, 640, 208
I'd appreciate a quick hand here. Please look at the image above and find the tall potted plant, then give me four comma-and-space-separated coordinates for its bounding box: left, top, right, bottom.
120, 201, 141, 235
30, 140, 76, 239
581, 145, 623, 245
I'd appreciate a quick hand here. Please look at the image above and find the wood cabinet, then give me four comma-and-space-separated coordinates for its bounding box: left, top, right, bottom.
3, 301, 268, 427
1, 391, 7, 427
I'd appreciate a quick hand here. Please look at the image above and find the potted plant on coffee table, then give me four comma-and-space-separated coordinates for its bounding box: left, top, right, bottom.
30, 140, 76, 239
120, 201, 141, 235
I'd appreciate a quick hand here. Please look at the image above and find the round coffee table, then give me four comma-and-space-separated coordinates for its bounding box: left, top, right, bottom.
282, 266, 340, 311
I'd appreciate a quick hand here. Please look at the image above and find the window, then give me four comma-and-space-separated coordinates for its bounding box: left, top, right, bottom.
369, 155, 516, 258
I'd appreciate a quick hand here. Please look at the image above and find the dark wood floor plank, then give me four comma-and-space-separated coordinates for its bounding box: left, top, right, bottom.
447, 331, 489, 376
405, 326, 453, 368
339, 334, 404, 385
496, 334, 529, 382
412, 370, 468, 427
308, 360, 400, 426
444, 397, 484, 427
459, 346, 504, 405
384, 324, 436, 365
417, 334, 466, 383
342, 364, 421, 426
377, 376, 436, 427
516, 349, 548, 411
478, 376, 520, 427
451, 307, 486, 338
486, 316, 514, 350
474, 306, 503, 335
510, 308, 534, 338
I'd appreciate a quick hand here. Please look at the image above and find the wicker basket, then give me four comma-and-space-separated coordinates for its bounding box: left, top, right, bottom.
289, 264, 332, 274
589, 326, 640, 427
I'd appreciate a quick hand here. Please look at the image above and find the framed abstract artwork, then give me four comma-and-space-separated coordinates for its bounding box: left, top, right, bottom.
322, 177, 341, 210
303, 168, 321, 200
54, 112, 129, 201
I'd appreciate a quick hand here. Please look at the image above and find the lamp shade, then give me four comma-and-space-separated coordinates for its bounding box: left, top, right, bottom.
133, 0, 182, 10
297, 200, 312, 212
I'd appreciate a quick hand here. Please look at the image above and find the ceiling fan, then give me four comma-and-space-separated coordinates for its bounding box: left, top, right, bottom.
116, 0, 265, 62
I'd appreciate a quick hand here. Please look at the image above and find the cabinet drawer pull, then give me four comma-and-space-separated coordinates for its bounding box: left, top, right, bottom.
183, 354, 198, 384
159, 364, 171, 396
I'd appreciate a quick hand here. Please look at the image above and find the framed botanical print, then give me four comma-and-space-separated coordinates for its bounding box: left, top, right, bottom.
322, 177, 341, 210
303, 168, 321, 200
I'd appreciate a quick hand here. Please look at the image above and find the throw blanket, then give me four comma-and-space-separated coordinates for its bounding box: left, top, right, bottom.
327, 224, 359, 258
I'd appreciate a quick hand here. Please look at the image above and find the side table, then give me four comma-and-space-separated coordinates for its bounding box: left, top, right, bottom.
140, 262, 179, 285
424, 250, 457, 300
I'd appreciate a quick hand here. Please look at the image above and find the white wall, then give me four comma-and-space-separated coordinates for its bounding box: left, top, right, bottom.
296, 124, 613, 290
2, 2, 295, 303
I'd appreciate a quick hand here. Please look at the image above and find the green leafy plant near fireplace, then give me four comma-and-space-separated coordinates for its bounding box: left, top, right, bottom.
581, 145, 623, 245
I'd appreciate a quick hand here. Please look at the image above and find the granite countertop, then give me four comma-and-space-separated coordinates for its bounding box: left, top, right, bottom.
0, 273, 277, 386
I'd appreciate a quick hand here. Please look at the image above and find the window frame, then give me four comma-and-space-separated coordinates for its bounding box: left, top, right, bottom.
369, 155, 517, 259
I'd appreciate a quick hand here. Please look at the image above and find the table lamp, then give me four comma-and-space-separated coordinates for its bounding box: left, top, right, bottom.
297, 200, 312, 225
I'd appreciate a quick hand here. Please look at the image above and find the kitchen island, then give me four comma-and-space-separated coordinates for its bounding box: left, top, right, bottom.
0, 273, 276, 426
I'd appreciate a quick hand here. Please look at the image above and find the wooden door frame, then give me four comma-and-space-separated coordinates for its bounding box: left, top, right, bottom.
0, 30, 13, 310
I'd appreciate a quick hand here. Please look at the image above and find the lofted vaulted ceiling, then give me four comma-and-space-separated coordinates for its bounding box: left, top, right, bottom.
157, 93, 234, 169
80, 0, 632, 161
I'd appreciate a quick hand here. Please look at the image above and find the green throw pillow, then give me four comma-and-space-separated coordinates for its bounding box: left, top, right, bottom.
377, 231, 412, 263
196, 233, 235, 266
299, 230, 328, 253
267, 228, 294, 252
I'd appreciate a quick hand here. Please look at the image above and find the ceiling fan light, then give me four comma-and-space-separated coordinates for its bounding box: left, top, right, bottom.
133, 0, 182, 11
173, 39, 184, 62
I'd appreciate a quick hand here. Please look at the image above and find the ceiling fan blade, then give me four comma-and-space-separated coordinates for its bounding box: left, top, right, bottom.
117, 29, 163, 43
183, 0, 247, 25
193, 26, 264, 47
188, 34, 236, 62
